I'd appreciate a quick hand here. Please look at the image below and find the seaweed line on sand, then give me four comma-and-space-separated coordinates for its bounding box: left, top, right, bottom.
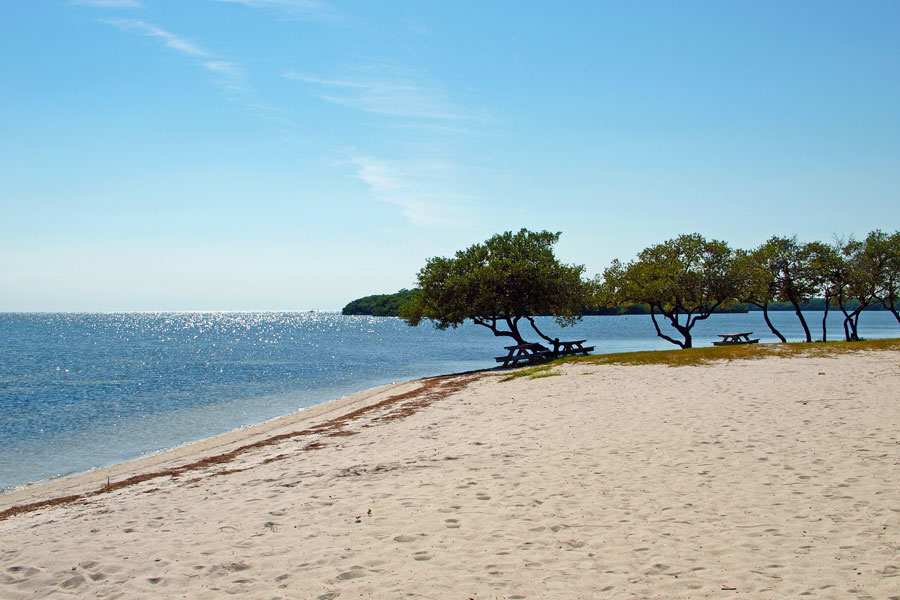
0, 372, 479, 521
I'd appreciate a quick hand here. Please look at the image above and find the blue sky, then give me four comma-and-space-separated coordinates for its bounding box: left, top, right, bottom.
2, 1, 899, 311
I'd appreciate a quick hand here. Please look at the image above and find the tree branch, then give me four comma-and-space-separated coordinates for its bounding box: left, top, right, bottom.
650, 306, 686, 348
525, 315, 556, 350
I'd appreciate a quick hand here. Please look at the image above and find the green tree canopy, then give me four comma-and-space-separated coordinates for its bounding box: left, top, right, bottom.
600, 233, 737, 349
400, 229, 589, 347
866, 229, 900, 325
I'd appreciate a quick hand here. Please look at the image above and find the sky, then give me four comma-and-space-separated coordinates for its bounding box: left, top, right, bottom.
2, 1, 899, 311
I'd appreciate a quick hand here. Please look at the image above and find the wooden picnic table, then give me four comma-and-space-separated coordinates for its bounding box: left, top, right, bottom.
550, 339, 595, 357
495, 343, 551, 368
495, 339, 596, 368
712, 332, 760, 346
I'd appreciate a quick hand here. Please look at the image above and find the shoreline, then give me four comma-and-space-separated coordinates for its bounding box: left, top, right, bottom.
3, 349, 900, 598
0, 359, 492, 500
1, 371, 481, 518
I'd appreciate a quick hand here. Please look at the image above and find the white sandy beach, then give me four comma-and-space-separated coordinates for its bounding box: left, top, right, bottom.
2, 350, 899, 599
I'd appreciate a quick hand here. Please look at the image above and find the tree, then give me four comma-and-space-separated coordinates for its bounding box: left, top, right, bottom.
733, 245, 788, 343
600, 234, 738, 349
805, 241, 844, 342
831, 239, 876, 341
766, 236, 817, 343
827, 232, 898, 341
867, 230, 900, 325
400, 229, 589, 348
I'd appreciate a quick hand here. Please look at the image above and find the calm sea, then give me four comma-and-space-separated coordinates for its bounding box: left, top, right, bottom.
1, 310, 897, 491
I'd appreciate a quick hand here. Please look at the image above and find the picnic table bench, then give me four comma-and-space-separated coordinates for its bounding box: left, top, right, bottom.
495, 343, 551, 368
551, 339, 595, 357
712, 332, 760, 346
494, 339, 595, 368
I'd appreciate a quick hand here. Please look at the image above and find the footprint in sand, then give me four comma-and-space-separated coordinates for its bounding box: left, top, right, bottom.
336, 567, 366, 580
60, 575, 85, 589
7, 566, 40, 578
444, 519, 461, 529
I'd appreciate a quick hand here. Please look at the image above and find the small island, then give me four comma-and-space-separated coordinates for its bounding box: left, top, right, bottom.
341, 289, 420, 317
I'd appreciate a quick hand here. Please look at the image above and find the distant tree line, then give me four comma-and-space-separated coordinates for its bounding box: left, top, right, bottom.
343, 229, 900, 350
341, 289, 420, 317
599, 230, 900, 348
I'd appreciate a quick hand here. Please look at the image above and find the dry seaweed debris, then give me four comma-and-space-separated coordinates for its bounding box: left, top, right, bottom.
0, 373, 478, 521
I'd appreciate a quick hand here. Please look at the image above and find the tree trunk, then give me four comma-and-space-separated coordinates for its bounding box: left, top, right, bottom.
674, 313, 693, 348
759, 303, 787, 343
649, 307, 687, 348
790, 299, 812, 342
842, 307, 863, 341
505, 316, 526, 344
821, 297, 829, 342
842, 315, 856, 341
882, 299, 900, 324
525, 316, 556, 352
473, 315, 526, 345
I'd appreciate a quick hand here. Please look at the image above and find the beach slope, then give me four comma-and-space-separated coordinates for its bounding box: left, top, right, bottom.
2, 350, 899, 599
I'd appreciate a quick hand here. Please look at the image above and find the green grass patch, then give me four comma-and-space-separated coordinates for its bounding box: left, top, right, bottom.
558, 337, 900, 368
529, 371, 562, 380
499, 364, 561, 381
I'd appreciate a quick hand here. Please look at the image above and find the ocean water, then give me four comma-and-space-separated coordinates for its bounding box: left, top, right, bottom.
1, 310, 897, 491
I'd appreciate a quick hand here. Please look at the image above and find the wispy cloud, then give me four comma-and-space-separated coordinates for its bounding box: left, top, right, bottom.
100, 18, 207, 56
100, 19, 245, 90
202, 60, 249, 93
203, 60, 243, 76
284, 66, 468, 121
99, 18, 299, 124
351, 156, 472, 228
213, 0, 338, 21
71, 0, 142, 7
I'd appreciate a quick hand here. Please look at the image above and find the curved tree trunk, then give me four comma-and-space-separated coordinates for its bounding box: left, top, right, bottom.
473, 315, 526, 344
880, 298, 900, 324
525, 316, 557, 351
649, 307, 687, 348
790, 300, 812, 342
841, 307, 863, 341
758, 302, 787, 343
821, 297, 829, 342
843, 315, 853, 341
672, 312, 694, 349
